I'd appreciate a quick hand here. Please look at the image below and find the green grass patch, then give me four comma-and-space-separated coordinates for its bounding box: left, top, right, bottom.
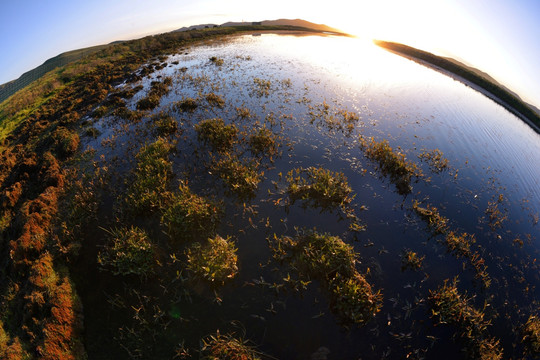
186, 235, 238, 284
360, 136, 423, 195
287, 167, 353, 208
97, 226, 155, 276
195, 118, 238, 152
429, 278, 502, 359
161, 180, 221, 241
211, 155, 261, 200
124, 138, 174, 213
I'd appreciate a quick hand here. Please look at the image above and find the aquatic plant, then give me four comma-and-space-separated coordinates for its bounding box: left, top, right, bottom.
412, 200, 449, 235
200, 331, 263, 360
429, 278, 502, 359
484, 194, 507, 231
287, 167, 353, 208
401, 249, 425, 271
97, 226, 155, 276
252, 78, 271, 97
418, 148, 449, 173
269, 230, 381, 325
161, 180, 221, 241
209, 56, 224, 66
195, 118, 238, 152
522, 314, 540, 357
124, 138, 174, 213
136, 77, 172, 111
152, 113, 178, 135
359, 136, 423, 195
186, 235, 238, 283
248, 127, 279, 159
236, 106, 253, 119
174, 97, 199, 112
211, 155, 261, 199
205, 92, 225, 108
444, 231, 474, 258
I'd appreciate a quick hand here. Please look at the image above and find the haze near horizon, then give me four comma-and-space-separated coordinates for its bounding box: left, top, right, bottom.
1, 0, 539, 108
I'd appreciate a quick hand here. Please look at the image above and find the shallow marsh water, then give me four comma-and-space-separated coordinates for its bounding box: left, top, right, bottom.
78, 33, 540, 359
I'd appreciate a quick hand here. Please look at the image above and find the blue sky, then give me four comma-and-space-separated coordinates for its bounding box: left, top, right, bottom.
1, 0, 539, 108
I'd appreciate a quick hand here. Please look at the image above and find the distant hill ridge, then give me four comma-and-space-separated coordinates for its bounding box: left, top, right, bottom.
0, 44, 114, 103
0, 19, 343, 103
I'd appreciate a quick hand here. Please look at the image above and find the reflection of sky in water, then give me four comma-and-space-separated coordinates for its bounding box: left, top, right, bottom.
85, 33, 540, 359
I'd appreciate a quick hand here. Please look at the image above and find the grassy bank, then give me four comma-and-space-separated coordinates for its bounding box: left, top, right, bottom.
374, 40, 540, 132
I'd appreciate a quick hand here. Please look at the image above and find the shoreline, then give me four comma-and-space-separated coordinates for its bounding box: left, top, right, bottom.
375, 40, 540, 134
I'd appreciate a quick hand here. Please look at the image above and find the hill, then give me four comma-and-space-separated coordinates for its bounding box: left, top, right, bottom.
374, 40, 540, 132
220, 18, 343, 34
0, 44, 115, 103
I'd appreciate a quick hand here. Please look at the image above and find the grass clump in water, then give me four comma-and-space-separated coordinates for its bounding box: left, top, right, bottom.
174, 97, 199, 112
287, 167, 353, 208
248, 127, 279, 159
360, 136, 423, 195
211, 155, 261, 200
418, 148, 449, 173
429, 278, 503, 359
124, 138, 174, 214
200, 331, 263, 360
269, 230, 381, 325
209, 56, 224, 66
412, 200, 449, 235
522, 314, 540, 357
161, 181, 221, 241
186, 235, 238, 284
136, 77, 172, 111
205, 92, 225, 108
401, 249, 425, 271
195, 118, 238, 152
97, 226, 155, 276
152, 113, 178, 135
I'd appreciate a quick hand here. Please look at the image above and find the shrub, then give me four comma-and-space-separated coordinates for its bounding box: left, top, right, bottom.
287, 167, 353, 208
195, 118, 237, 152
186, 235, 238, 283
161, 181, 221, 241
97, 226, 155, 276
124, 138, 174, 213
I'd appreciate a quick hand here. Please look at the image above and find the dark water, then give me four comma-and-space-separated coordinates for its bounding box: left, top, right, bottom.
79, 33, 540, 359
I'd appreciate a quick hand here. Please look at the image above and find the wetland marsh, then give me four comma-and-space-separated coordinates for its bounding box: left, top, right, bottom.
2, 30, 539, 359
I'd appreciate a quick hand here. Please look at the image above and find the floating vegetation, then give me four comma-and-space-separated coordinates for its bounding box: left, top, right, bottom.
210, 155, 261, 199
286, 167, 353, 208
200, 331, 264, 360
521, 314, 540, 357
195, 118, 238, 152
308, 102, 360, 133
400, 249, 425, 271
248, 127, 279, 159
124, 138, 174, 213
252, 77, 272, 97
236, 106, 254, 120
97, 226, 155, 276
418, 148, 449, 173
484, 194, 507, 231
269, 230, 381, 325
161, 180, 221, 241
429, 279, 503, 359
209, 56, 224, 66
174, 97, 199, 112
186, 235, 238, 284
360, 136, 423, 195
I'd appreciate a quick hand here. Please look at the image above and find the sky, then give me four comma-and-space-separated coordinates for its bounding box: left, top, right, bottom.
1, 0, 539, 108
